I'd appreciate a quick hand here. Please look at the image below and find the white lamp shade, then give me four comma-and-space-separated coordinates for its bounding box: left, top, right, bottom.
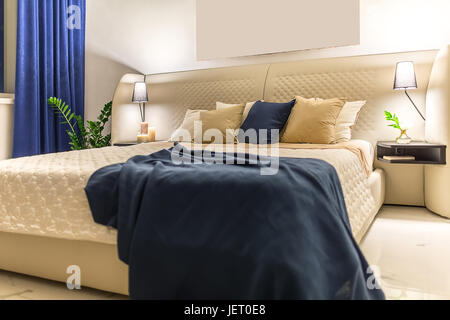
394, 61, 418, 90
132, 82, 148, 103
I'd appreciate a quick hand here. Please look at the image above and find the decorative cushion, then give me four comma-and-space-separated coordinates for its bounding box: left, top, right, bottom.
281, 96, 345, 144
169, 109, 205, 142
239, 100, 296, 144
216, 102, 245, 111
200, 105, 245, 143
170, 105, 244, 143
217, 101, 259, 124
334, 101, 367, 143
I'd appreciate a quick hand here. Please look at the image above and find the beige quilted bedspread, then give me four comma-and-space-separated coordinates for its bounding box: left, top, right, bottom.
0, 142, 375, 244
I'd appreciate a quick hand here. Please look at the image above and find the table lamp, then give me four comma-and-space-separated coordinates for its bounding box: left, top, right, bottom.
132, 81, 155, 143
394, 61, 426, 121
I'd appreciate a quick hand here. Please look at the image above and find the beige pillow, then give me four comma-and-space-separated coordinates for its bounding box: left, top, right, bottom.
216, 102, 245, 111
281, 96, 346, 144
169, 109, 206, 142
201, 105, 245, 143
216, 101, 259, 124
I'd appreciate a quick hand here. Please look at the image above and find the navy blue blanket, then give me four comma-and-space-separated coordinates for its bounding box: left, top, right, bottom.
85, 145, 384, 300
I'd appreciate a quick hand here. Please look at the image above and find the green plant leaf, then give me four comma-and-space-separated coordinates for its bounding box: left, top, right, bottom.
48, 98, 113, 150
48, 97, 86, 150
385, 110, 403, 131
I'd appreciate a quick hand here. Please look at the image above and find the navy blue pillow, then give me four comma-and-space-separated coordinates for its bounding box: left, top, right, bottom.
239, 100, 296, 144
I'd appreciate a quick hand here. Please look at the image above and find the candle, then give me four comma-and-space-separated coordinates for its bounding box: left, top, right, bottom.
148, 127, 156, 142
137, 134, 150, 143
140, 122, 149, 135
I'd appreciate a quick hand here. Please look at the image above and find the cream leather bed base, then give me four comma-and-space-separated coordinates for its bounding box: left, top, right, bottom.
0, 232, 129, 295
0, 169, 385, 296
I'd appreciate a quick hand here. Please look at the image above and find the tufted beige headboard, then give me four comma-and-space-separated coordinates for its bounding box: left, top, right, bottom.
112, 65, 269, 143
263, 51, 437, 146
112, 50, 437, 147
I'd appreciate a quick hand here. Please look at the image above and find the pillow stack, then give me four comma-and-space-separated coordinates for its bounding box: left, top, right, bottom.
170, 96, 366, 145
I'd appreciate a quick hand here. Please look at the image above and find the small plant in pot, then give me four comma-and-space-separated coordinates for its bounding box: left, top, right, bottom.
48, 97, 112, 150
384, 110, 412, 144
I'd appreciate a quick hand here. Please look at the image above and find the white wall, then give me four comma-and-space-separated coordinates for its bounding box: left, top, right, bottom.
86, 0, 450, 121
196, 0, 360, 60
4, 0, 17, 93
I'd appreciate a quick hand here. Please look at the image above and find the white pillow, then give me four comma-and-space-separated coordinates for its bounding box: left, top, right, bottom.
334, 101, 366, 143
169, 109, 206, 142
216, 101, 260, 124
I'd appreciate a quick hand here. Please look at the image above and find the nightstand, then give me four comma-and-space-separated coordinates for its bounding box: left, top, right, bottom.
376, 141, 447, 207
377, 141, 447, 165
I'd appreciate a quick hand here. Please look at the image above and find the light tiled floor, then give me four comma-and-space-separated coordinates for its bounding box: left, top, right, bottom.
0, 205, 449, 300
0, 270, 127, 300
360, 205, 450, 300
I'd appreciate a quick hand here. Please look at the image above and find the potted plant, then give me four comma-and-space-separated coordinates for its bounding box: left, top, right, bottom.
384, 111, 412, 144
48, 97, 112, 150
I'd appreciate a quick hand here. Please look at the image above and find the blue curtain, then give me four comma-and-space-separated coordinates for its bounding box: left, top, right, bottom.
13, 0, 86, 157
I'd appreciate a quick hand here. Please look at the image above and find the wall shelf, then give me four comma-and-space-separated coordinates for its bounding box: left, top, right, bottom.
377, 141, 447, 165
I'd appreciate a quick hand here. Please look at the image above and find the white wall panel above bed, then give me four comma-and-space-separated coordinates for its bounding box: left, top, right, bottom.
196, 0, 360, 60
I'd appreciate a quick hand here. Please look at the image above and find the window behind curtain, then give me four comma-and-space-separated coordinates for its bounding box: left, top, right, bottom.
0, 0, 4, 92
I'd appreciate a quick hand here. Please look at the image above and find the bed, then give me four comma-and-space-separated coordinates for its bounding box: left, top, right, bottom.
0, 140, 383, 296
1, 47, 448, 296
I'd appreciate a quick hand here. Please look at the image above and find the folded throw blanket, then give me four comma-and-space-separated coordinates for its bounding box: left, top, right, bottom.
85, 144, 384, 300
